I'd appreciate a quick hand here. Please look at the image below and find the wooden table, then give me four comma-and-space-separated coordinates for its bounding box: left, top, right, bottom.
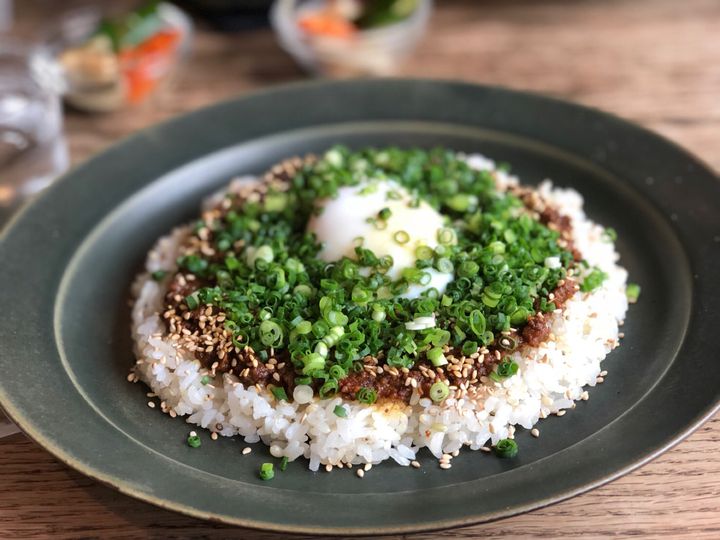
3, 0, 719, 537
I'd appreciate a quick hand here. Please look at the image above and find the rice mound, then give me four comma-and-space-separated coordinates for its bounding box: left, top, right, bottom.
130, 155, 628, 470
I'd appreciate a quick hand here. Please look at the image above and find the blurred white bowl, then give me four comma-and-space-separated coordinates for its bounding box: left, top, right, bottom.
271, 0, 432, 77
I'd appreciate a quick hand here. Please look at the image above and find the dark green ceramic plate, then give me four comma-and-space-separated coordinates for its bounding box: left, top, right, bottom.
1, 80, 719, 535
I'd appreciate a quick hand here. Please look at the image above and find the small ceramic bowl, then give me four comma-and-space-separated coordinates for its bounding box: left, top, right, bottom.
43, 2, 193, 113
271, 0, 432, 77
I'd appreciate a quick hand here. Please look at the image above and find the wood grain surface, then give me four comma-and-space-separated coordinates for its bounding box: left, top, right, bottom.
2, 0, 719, 538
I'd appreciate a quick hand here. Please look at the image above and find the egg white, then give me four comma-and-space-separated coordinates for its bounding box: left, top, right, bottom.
307, 180, 455, 298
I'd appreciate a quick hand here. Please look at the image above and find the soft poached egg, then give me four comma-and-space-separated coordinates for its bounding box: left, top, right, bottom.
307, 180, 454, 298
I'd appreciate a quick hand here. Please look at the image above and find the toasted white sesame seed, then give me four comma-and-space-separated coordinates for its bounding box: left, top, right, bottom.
531, 428, 540, 438
211, 432, 218, 441
581, 391, 590, 401
147, 401, 156, 408
439, 462, 452, 470
451, 450, 460, 457
600, 370, 608, 376
242, 447, 252, 455
126, 373, 135, 382
556, 410, 566, 416
325, 464, 333, 472
596, 376, 605, 383
411, 460, 421, 468
189, 431, 197, 437
364, 463, 372, 472
356, 469, 365, 478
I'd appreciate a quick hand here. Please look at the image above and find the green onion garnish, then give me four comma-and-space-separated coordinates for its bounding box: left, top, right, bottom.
356, 387, 377, 405
580, 268, 609, 292
427, 347, 447, 367
602, 227, 618, 242
200, 375, 210, 385
494, 438, 518, 458
415, 245, 434, 260
187, 435, 201, 448
333, 404, 348, 417
271, 386, 289, 402
259, 462, 275, 481
393, 230, 410, 244
166, 146, 576, 402
184, 293, 199, 310
151, 270, 166, 281
626, 283, 641, 303
437, 227, 455, 245
429, 381, 450, 403
280, 456, 289, 471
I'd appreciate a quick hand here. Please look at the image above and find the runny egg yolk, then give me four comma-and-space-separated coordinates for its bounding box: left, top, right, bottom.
307, 180, 455, 298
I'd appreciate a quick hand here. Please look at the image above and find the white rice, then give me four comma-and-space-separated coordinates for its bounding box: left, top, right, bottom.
130, 155, 628, 470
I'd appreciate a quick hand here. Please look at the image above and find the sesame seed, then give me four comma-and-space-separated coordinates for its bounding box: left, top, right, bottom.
356, 469, 365, 478
556, 410, 566, 416
411, 460, 420, 468
242, 447, 252, 455
600, 370, 608, 376
364, 463, 372, 472
596, 376, 605, 384
325, 464, 333, 472
189, 431, 197, 437
126, 373, 135, 382
581, 391, 590, 401
439, 463, 452, 470
452, 450, 459, 457
480, 446, 491, 453
211, 432, 218, 441
531, 428, 540, 438
147, 401, 156, 408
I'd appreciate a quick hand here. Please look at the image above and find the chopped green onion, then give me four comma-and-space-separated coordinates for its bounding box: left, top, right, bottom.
429, 381, 450, 402
294, 320, 312, 335
184, 293, 199, 310
494, 438, 518, 458
436, 257, 454, 274
356, 387, 377, 404
271, 386, 289, 401
151, 270, 166, 281
378, 207, 392, 220
580, 268, 608, 292
437, 227, 456, 245
458, 260, 479, 278
626, 283, 641, 303
490, 359, 519, 381
415, 245, 434, 260
200, 375, 210, 385
602, 227, 618, 242
259, 462, 275, 481
333, 404, 348, 418
279, 456, 289, 471
259, 320, 283, 347
187, 435, 201, 448
393, 230, 410, 244
445, 193, 477, 212
427, 347, 447, 366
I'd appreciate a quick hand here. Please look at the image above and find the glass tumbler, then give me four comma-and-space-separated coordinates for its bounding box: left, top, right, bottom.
0, 40, 68, 224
